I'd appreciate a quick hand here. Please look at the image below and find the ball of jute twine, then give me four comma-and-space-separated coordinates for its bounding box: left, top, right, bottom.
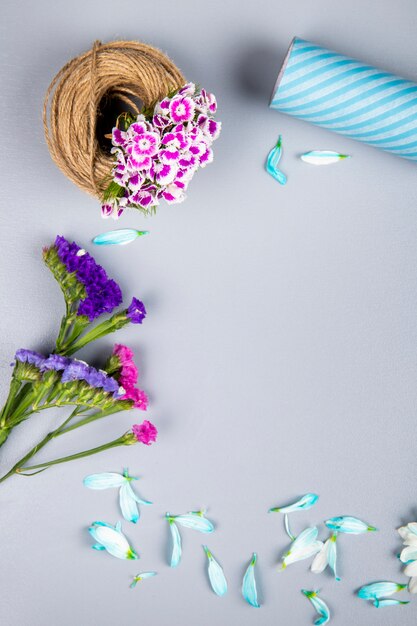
43, 40, 185, 197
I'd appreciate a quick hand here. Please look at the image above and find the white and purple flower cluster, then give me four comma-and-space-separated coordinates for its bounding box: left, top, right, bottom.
102, 83, 221, 217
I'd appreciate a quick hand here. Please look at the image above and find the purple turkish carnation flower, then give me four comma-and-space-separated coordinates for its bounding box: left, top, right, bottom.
169, 95, 195, 123
126, 297, 147, 324
61, 360, 89, 383
15, 349, 45, 368
41, 354, 71, 372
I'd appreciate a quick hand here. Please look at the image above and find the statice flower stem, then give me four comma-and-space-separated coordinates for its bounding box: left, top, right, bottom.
0, 408, 80, 483
55, 404, 131, 436
0, 378, 22, 429
14, 434, 130, 475
60, 311, 129, 356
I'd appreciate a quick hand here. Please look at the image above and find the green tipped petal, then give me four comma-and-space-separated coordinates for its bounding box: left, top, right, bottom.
266, 135, 287, 185
203, 545, 228, 596
269, 493, 319, 514
325, 516, 377, 534
242, 553, 260, 608
373, 599, 409, 608
93, 229, 149, 246
302, 589, 330, 625
88, 521, 138, 560
358, 581, 407, 600
171, 511, 214, 533
300, 150, 351, 165
168, 518, 182, 568
130, 571, 157, 588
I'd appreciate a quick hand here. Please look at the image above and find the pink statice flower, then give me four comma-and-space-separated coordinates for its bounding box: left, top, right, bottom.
132, 420, 158, 445
112, 344, 148, 410
102, 84, 221, 216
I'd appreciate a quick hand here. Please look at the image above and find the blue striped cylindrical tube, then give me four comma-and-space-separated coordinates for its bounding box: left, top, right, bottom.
270, 37, 417, 161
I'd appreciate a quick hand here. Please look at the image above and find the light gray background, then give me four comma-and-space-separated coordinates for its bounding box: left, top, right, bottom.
1, 1, 417, 624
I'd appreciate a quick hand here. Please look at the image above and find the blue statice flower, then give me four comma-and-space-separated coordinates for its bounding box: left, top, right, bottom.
127, 298, 147, 324
40, 354, 71, 371
15, 349, 45, 368
60, 359, 90, 383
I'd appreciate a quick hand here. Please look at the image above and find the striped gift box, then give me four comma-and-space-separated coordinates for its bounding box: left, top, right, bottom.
270, 37, 417, 161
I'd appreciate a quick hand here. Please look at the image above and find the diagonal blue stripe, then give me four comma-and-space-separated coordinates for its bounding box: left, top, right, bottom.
289, 85, 417, 128
378, 139, 417, 151
344, 108, 417, 141
289, 44, 323, 58
333, 99, 417, 134
273, 65, 382, 106
285, 52, 340, 76
365, 125, 417, 148
278, 58, 359, 93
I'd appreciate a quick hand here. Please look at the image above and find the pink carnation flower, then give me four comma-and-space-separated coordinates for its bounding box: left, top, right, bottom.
132, 420, 158, 445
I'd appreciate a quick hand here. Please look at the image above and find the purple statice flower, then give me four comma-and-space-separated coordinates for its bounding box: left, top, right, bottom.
59, 359, 120, 397
41, 354, 71, 372
126, 298, 147, 324
84, 367, 107, 388
15, 349, 45, 369
60, 359, 90, 383
54, 236, 123, 321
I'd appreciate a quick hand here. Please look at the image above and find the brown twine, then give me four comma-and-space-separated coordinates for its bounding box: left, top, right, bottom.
43, 40, 185, 197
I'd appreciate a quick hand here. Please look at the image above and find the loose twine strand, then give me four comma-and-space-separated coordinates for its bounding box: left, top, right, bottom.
43, 40, 185, 197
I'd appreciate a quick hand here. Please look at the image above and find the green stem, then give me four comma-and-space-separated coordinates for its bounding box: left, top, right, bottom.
0, 378, 22, 427
61, 312, 128, 356
56, 404, 130, 436
17, 436, 127, 473
0, 408, 80, 484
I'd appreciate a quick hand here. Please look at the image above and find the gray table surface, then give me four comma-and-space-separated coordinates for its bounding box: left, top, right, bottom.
1, 1, 417, 624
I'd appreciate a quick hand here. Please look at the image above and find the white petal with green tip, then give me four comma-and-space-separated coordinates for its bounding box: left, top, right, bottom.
203, 546, 227, 596
242, 553, 260, 608
301, 150, 350, 165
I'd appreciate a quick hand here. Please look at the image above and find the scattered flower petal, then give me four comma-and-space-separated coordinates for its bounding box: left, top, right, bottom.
169, 510, 214, 533
373, 599, 409, 608
269, 493, 319, 514
203, 545, 227, 596
167, 516, 182, 568
242, 553, 260, 608
408, 577, 417, 594
130, 571, 157, 589
302, 590, 330, 625
266, 134, 287, 185
83, 472, 126, 489
281, 527, 323, 570
88, 521, 138, 559
311, 533, 340, 581
398, 522, 417, 545
300, 150, 351, 165
92, 229, 149, 246
84, 469, 152, 524
357, 581, 407, 600
325, 516, 377, 534
400, 545, 417, 563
